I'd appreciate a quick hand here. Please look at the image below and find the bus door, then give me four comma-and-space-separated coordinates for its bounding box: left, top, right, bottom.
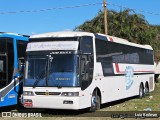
80, 55, 93, 90
79, 36, 94, 90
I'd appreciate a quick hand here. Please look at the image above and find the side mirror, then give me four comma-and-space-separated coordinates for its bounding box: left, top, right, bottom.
13, 75, 21, 93
0, 60, 4, 72
18, 58, 25, 74
84, 61, 90, 80
85, 61, 90, 70
80, 58, 85, 75
81, 58, 90, 80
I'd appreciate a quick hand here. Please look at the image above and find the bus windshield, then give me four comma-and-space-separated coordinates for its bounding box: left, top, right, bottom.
24, 53, 79, 87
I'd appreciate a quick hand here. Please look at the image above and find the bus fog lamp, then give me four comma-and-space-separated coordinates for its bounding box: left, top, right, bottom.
63, 100, 73, 104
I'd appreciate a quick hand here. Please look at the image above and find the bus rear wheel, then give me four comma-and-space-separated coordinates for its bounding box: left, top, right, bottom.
138, 84, 144, 98
144, 84, 149, 96
89, 91, 100, 112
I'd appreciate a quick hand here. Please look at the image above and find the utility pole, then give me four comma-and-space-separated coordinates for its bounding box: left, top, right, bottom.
103, 0, 108, 34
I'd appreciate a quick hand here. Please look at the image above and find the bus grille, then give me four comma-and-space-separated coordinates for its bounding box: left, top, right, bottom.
35, 92, 61, 95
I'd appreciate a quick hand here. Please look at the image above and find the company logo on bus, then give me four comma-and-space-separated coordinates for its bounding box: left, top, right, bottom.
125, 66, 134, 90
26, 41, 79, 51
45, 92, 49, 96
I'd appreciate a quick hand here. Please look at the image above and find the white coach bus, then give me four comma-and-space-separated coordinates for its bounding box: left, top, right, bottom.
22, 31, 154, 111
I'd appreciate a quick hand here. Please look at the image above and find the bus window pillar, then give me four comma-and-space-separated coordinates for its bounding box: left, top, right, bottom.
13, 38, 18, 77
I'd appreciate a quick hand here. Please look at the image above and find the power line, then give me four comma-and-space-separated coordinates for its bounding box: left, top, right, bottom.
0, 2, 160, 16
0, 3, 102, 14
107, 2, 160, 16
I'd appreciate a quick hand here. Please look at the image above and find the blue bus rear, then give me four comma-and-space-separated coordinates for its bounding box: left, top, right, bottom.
0, 33, 29, 107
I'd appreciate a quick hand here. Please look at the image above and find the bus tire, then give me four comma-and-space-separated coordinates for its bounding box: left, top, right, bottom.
138, 84, 144, 98
89, 91, 100, 112
144, 83, 149, 96
16, 93, 24, 111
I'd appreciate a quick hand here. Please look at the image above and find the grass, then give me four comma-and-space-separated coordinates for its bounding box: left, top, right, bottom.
99, 82, 160, 111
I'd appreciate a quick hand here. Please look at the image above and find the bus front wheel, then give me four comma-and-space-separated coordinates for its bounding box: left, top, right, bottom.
89, 91, 100, 112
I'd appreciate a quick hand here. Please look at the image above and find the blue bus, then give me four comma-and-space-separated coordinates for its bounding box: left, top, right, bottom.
0, 32, 29, 107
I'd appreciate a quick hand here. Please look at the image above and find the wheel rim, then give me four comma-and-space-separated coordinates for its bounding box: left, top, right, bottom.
91, 95, 96, 107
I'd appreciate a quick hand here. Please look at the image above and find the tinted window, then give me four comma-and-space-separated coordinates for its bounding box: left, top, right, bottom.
17, 40, 27, 59
95, 39, 154, 76
96, 39, 153, 65
0, 38, 14, 87
80, 37, 93, 54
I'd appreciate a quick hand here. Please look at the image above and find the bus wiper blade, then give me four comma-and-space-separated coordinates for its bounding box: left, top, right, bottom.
33, 72, 45, 88
33, 78, 41, 88
33, 61, 48, 88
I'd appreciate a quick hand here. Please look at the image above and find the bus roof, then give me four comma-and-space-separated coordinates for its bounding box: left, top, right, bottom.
96, 33, 153, 50
30, 31, 93, 38
30, 31, 153, 50
0, 32, 29, 41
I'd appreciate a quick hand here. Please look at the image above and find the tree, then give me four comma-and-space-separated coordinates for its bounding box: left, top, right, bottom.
75, 10, 160, 61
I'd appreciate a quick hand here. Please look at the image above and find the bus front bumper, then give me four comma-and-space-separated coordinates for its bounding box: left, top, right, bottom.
23, 96, 80, 110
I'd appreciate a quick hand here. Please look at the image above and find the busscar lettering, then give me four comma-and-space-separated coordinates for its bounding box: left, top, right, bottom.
56, 78, 70, 80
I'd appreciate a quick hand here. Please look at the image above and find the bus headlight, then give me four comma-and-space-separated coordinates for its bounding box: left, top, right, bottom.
23, 91, 34, 96
61, 92, 79, 97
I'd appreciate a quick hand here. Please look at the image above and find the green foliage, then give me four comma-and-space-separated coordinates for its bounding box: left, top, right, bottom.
75, 10, 160, 61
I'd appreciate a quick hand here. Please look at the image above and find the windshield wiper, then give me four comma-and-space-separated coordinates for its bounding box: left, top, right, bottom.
33, 71, 45, 88
33, 62, 48, 88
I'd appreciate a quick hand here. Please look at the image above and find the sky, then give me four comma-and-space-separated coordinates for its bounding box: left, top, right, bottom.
0, 0, 160, 35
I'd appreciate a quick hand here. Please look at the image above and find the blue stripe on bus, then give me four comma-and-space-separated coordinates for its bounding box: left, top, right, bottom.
0, 83, 20, 107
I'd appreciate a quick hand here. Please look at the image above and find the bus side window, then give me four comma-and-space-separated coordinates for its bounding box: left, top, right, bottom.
0, 38, 14, 88
17, 40, 27, 74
